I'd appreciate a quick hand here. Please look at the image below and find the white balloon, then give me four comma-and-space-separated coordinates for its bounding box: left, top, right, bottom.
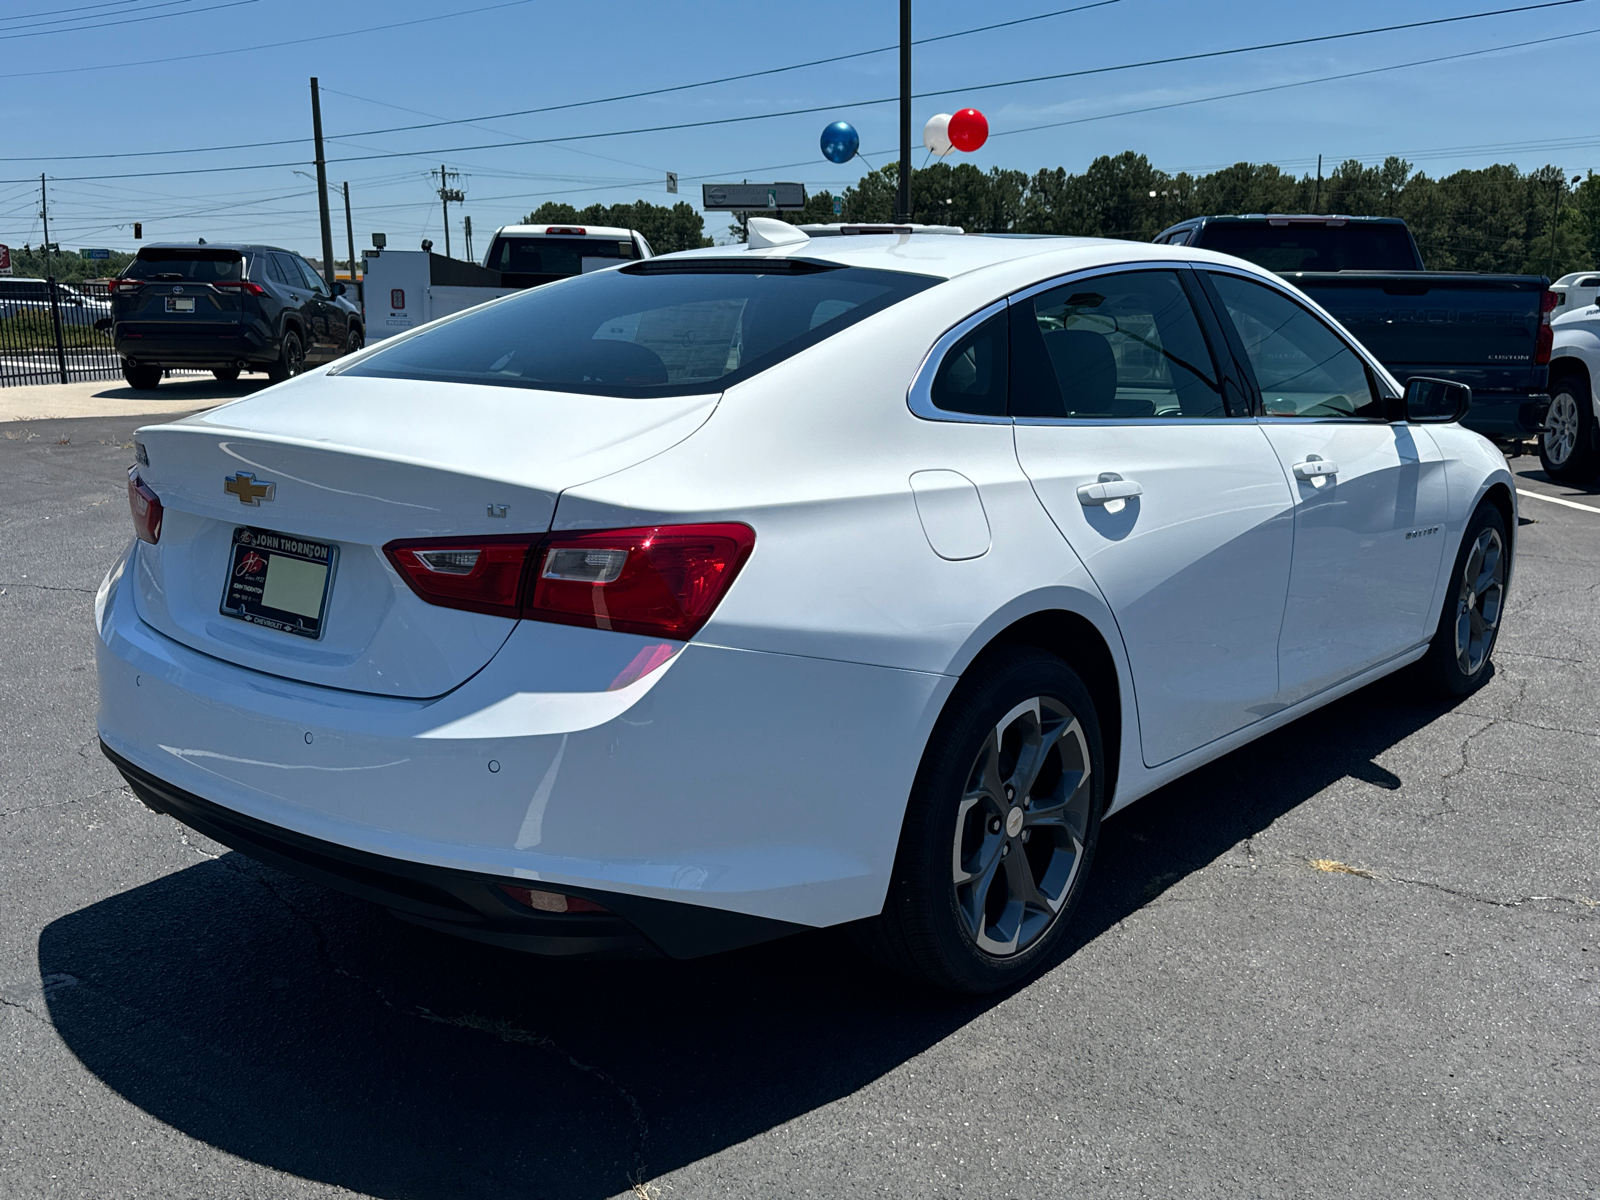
923, 113, 953, 157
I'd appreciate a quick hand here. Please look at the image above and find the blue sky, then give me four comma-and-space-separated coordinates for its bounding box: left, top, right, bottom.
2, 0, 1599, 256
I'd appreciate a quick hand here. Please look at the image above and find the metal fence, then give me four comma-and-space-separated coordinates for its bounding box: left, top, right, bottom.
0, 277, 207, 389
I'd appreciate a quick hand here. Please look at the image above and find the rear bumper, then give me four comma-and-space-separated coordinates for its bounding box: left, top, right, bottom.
94, 542, 948, 948
1460, 392, 1549, 438
103, 742, 801, 959
114, 327, 276, 366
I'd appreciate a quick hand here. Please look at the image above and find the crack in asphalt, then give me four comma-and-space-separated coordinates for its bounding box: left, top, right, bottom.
0, 781, 128, 820
0, 582, 96, 594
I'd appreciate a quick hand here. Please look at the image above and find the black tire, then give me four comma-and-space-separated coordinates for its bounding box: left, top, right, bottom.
1538, 371, 1598, 482
211, 367, 240, 382
266, 329, 305, 384
1417, 502, 1509, 696
858, 646, 1104, 993
121, 360, 161, 390
343, 325, 364, 356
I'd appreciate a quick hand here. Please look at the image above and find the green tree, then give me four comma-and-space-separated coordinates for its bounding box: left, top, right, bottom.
8, 248, 135, 283
522, 200, 711, 252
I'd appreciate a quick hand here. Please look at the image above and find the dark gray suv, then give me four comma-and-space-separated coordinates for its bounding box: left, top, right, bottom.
110, 243, 363, 390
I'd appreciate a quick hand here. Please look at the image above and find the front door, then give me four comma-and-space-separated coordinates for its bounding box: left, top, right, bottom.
1010, 268, 1296, 767
1201, 270, 1451, 704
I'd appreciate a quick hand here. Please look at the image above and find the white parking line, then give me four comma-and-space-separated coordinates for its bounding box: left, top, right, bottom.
1517, 488, 1600, 515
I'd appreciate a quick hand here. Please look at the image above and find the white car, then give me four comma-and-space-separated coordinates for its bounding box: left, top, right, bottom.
96, 219, 1515, 992
1549, 270, 1600, 318
0, 277, 111, 323
1543, 302, 1600, 481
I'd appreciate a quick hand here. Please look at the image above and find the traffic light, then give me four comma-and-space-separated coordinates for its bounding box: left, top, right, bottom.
133, 222, 142, 240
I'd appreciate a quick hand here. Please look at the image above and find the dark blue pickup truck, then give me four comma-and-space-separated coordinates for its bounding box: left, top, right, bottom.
1154, 215, 1552, 442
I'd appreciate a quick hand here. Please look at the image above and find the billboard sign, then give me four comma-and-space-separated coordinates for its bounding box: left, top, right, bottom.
701, 182, 807, 211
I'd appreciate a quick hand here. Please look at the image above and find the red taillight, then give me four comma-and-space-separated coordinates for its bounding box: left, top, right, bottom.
545, 226, 585, 235
499, 885, 609, 914
127, 467, 162, 544
109, 278, 143, 294
215, 280, 268, 296
528, 524, 755, 640
1537, 323, 1554, 365
384, 536, 538, 618
382, 523, 755, 640
1542, 288, 1560, 314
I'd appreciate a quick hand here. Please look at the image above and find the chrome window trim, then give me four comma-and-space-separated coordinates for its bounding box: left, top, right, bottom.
906, 298, 1012, 424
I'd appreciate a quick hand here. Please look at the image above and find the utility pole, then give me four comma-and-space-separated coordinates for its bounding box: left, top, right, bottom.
1313, 155, 1322, 214
1549, 172, 1574, 282
39, 174, 51, 255
342, 181, 357, 310
897, 0, 911, 222
309, 78, 337, 292
433, 164, 464, 258
463, 215, 473, 263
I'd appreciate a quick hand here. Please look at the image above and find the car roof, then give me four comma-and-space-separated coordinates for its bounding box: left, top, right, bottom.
491, 225, 637, 239
654, 230, 1258, 282
136, 242, 291, 254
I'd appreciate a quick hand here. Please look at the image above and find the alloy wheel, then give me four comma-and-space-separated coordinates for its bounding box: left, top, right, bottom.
951, 696, 1092, 957
286, 337, 304, 376
1454, 526, 1505, 676
1545, 390, 1580, 468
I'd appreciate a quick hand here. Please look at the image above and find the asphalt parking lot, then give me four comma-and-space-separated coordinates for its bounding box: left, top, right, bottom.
2, 413, 1596, 1200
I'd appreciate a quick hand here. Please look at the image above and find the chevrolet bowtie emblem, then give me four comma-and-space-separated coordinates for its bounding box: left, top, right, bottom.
223, 472, 275, 505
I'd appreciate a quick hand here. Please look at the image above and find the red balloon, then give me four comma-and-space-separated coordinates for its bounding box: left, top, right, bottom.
947, 108, 988, 152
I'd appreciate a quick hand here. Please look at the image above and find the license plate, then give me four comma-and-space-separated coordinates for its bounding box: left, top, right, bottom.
220, 526, 336, 639
165, 296, 195, 313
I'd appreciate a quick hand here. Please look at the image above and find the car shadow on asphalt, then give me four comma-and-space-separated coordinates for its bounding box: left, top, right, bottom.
37, 680, 1468, 1200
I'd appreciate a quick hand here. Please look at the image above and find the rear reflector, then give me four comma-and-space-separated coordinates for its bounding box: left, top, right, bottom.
385, 536, 538, 618
383, 523, 755, 640
127, 467, 162, 544
528, 524, 755, 640
499, 885, 610, 914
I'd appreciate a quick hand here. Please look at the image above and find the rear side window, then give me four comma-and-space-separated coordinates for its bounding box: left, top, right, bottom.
124, 248, 242, 282
343, 261, 939, 397
488, 236, 638, 277
930, 312, 1008, 417
1011, 270, 1228, 418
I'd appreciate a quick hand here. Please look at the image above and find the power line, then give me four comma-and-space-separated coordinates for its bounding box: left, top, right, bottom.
0, 0, 258, 42
0, 0, 539, 80
0, 0, 144, 24
0, 0, 1120, 162
1, 0, 192, 34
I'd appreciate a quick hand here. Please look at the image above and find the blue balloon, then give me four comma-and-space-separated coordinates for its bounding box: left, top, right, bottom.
820, 121, 860, 165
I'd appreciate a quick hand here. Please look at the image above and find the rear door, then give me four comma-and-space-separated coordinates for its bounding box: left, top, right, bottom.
1009, 267, 1296, 767
269, 252, 316, 352
1200, 269, 1450, 704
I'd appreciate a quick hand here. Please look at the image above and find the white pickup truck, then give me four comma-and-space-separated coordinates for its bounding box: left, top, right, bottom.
362, 224, 654, 342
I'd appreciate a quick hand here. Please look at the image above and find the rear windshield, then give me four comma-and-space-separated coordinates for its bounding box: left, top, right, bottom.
341, 261, 940, 397
487, 236, 638, 277
124, 248, 244, 282
1196, 223, 1422, 272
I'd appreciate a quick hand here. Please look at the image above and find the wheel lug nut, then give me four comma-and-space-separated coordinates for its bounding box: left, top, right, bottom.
1021, 830, 1031, 843
1004, 786, 1014, 800
989, 818, 1001, 834
1002, 843, 1010, 856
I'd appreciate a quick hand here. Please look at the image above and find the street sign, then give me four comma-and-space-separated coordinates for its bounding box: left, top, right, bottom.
80, 248, 111, 259
701, 182, 807, 211
666, 172, 678, 195
0, 244, 10, 275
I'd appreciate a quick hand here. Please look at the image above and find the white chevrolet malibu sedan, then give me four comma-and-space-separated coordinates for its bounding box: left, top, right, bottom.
97, 219, 1515, 992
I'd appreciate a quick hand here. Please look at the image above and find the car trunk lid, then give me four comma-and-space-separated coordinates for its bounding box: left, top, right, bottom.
130, 374, 719, 697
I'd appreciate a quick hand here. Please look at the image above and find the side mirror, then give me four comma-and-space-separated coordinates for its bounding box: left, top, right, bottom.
1402, 376, 1471, 423
332, 281, 346, 297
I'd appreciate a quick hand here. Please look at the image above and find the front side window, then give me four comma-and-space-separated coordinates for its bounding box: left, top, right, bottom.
294, 257, 329, 296
1207, 272, 1382, 419
343, 261, 938, 397
1011, 270, 1228, 418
